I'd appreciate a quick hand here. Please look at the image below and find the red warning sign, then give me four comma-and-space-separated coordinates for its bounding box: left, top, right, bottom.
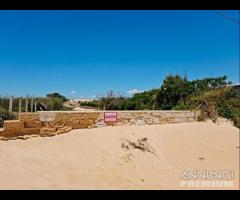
104, 112, 117, 123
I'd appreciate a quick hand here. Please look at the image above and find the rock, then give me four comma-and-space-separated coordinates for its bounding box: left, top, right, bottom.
24, 121, 42, 128
136, 119, 146, 126
54, 126, 72, 135
40, 127, 57, 136
96, 121, 106, 127
129, 119, 136, 124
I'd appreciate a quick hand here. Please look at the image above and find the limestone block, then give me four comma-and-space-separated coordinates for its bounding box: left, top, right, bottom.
187, 117, 194, 122
72, 120, 80, 129
1, 128, 40, 138
53, 119, 66, 126
117, 118, 129, 125
174, 117, 186, 123
40, 127, 57, 136
4, 120, 24, 129
55, 113, 71, 120
80, 119, 94, 126
0, 129, 20, 137
63, 121, 74, 127
135, 119, 146, 126
147, 117, 160, 124
84, 113, 100, 119
129, 119, 136, 124
165, 112, 178, 118
130, 113, 142, 118
154, 112, 166, 119
166, 117, 176, 123
42, 121, 55, 128
79, 122, 88, 128
24, 121, 42, 128
124, 114, 132, 119
19, 113, 39, 122
69, 113, 85, 120
116, 112, 126, 118
39, 112, 56, 122
56, 126, 72, 135
20, 128, 41, 136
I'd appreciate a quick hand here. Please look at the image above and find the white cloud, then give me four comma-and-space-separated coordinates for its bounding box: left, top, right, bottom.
128, 89, 143, 95
70, 90, 77, 95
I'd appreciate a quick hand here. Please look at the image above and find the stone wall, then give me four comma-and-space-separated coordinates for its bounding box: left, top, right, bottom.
0, 111, 196, 139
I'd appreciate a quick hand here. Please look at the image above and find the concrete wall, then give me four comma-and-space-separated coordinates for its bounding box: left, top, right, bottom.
0, 110, 196, 138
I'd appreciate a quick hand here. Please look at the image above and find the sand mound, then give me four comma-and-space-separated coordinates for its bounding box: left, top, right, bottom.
0, 121, 239, 190
121, 137, 156, 155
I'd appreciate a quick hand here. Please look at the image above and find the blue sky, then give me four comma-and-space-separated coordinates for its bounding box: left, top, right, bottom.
0, 10, 239, 98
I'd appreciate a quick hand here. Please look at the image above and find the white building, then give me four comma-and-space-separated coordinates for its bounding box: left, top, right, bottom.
69, 98, 94, 104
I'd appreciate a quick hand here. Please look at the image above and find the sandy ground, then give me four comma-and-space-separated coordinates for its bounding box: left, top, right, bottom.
63, 101, 96, 111
0, 121, 239, 190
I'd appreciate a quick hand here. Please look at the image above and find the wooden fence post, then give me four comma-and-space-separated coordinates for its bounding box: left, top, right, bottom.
19, 98, 22, 113
31, 97, 34, 112
25, 98, 28, 112
9, 96, 13, 113
34, 101, 37, 112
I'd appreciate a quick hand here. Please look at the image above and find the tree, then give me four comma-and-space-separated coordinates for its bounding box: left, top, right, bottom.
44, 93, 67, 110
188, 75, 230, 96
130, 89, 159, 110
155, 75, 190, 110
46, 93, 67, 102
155, 75, 231, 110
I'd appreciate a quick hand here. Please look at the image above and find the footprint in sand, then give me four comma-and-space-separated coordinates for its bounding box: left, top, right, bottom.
102, 150, 110, 163
121, 153, 134, 163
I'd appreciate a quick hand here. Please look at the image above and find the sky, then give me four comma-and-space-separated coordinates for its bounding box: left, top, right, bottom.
0, 10, 239, 98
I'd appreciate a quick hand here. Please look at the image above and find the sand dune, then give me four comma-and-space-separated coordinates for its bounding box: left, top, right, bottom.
0, 121, 239, 190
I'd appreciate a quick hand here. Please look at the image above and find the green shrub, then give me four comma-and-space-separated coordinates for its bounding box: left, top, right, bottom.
187, 87, 240, 127
40, 93, 67, 111
218, 98, 240, 128
0, 107, 17, 128
80, 100, 99, 108
173, 102, 192, 110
